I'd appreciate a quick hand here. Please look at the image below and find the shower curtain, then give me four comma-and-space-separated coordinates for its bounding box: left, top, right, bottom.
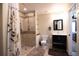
7, 3, 21, 56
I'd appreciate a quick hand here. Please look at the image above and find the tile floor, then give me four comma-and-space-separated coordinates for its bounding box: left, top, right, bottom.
20, 46, 51, 56
20, 46, 34, 56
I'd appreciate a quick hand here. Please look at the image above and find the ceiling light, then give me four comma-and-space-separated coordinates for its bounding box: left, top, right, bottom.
23, 8, 27, 11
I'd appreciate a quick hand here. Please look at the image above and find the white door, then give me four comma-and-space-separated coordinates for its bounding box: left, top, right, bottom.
68, 4, 77, 56
68, 9, 73, 55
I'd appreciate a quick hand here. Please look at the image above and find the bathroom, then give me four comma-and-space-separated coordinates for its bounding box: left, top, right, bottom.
19, 4, 50, 56
19, 3, 70, 56
5, 3, 79, 56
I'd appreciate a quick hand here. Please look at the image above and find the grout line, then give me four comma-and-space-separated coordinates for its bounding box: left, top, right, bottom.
26, 46, 35, 55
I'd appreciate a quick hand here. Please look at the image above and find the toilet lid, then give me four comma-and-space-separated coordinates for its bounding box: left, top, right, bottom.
41, 40, 46, 43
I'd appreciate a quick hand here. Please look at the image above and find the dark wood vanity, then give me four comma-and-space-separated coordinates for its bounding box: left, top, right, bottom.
52, 35, 67, 51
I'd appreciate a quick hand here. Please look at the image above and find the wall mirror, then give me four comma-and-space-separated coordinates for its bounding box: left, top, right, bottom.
53, 19, 63, 30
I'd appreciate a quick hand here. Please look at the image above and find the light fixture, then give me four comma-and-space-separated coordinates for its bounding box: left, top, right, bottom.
23, 8, 27, 11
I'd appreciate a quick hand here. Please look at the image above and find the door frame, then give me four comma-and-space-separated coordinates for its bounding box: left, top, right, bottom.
68, 4, 76, 55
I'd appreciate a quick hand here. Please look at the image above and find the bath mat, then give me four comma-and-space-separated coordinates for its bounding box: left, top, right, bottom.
48, 49, 68, 56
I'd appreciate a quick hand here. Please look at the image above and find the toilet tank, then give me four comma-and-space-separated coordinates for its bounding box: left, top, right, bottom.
41, 35, 48, 40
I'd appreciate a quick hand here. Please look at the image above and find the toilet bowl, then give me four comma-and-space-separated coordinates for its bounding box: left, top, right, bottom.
41, 35, 48, 49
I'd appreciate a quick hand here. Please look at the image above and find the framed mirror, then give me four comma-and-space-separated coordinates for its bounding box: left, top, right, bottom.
53, 19, 63, 30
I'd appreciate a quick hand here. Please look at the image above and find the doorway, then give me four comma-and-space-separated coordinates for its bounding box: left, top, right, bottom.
69, 4, 77, 56
19, 11, 36, 55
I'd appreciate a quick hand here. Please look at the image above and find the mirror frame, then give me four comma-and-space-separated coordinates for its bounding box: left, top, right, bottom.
53, 19, 63, 30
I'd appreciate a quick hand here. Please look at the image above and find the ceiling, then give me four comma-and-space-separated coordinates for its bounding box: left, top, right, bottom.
19, 3, 73, 14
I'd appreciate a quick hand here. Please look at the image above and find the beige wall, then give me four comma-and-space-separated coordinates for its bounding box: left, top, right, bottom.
77, 4, 79, 44
20, 11, 36, 47
0, 3, 3, 56
38, 14, 51, 35
37, 12, 69, 52
38, 12, 69, 35
0, 3, 9, 56
76, 4, 79, 55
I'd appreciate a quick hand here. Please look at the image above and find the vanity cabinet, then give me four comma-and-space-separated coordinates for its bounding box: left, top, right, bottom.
52, 35, 67, 51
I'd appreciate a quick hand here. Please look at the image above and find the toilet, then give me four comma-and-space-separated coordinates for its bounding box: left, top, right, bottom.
41, 35, 48, 49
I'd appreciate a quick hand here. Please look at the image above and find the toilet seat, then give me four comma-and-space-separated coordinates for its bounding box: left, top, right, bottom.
41, 40, 47, 44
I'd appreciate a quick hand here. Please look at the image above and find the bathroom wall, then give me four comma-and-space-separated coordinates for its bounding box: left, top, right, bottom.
37, 12, 70, 52
77, 4, 79, 44
77, 4, 79, 55
37, 4, 71, 36
38, 12, 69, 35
38, 14, 51, 35
0, 3, 3, 56
2, 3, 9, 56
